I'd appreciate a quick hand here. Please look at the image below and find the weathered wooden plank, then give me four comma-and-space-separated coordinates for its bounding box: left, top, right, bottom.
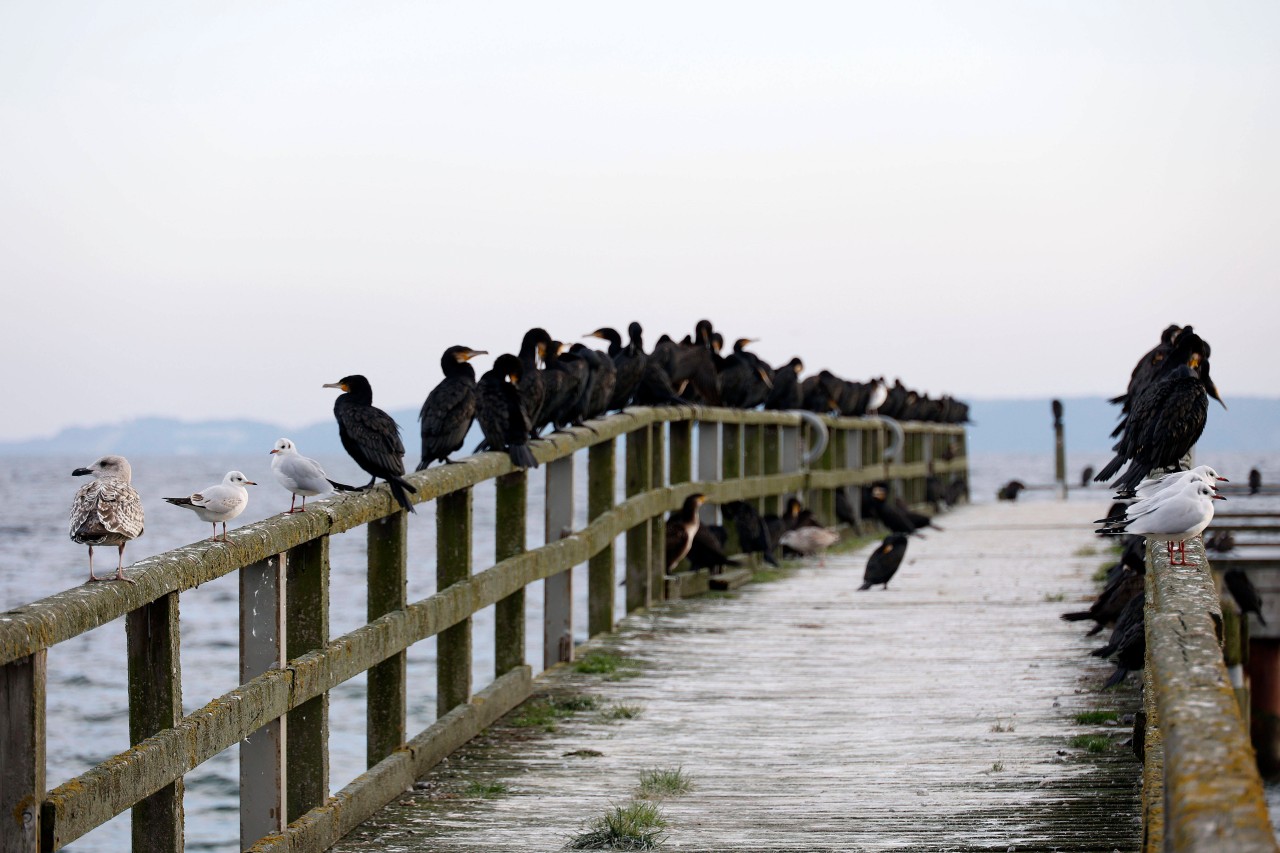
0, 652, 44, 853
286, 536, 329, 823
126, 591, 183, 853
240, 556, 287, 848
367, 511, 407, 767
587, 440, 616, 638
437, 490, 472, 715
544, 456, 574, 667
493, 472, 526, 677
1144, 538, 1277, 852
245, 667, 533, 853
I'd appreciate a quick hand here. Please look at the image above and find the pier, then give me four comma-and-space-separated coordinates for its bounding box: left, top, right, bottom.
0, 406, 1274, 852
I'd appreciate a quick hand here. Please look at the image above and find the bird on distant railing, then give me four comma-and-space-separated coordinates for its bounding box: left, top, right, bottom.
165, 471, 256, 541
417, 346, 486, 470
324, 375, 417, 513
1249, 468, 1263, 495
1224, 568, 1266, 626
859, 533, 909, 590
69, 455, 144, 583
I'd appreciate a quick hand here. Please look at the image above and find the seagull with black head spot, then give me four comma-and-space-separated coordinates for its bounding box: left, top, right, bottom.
324, 374, 417, 513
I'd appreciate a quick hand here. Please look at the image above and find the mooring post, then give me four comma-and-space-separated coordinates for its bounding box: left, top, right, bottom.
285, 535, 329, 822
625, 424, 653, 611
544, 455, 575, 666
697, 419, 720, 526
438, 489, 473, 712
494, 471, 527, 677
648, 423, 668, 596
0, 652, 45, 853
240, 556, 286, 847
588, 439, 617, 638
367, 511, 408, 766
1052, 399, 1066, 499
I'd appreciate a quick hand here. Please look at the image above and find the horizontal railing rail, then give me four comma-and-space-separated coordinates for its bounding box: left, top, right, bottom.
1141, 537, 1278, 853
0, 406, 966, 853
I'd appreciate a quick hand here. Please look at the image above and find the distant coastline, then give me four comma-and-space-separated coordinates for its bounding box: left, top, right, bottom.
0, 396, 1275, 457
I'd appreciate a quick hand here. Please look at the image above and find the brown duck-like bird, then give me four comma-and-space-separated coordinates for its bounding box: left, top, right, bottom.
324, 375, 417, 513
70, 455, 144, 583
417, 346, 486, 470
665, 493, 707, 571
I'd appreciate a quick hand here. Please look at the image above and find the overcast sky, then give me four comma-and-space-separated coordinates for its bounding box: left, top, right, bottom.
1, 2, 1277, 442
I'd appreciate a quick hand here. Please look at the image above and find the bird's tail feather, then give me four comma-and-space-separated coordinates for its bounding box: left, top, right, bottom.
1111, 462, 1148, 495
509, 445, 539, 470
387, 478, 417, 514
1095, 454, 1125, 483
327, 479, 360, 492
1060, 611, 1094, 622
1103, 667, 1129, 689
857, 581, 873, 591
163, 497, 194, 507
1091, 643, 1117, 659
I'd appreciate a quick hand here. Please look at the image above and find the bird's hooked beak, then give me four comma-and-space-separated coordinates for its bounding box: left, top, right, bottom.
323, 382, 349, 392
459, 349, 488, 362
72, 467, 92, 477
1205, 379, 1226, 410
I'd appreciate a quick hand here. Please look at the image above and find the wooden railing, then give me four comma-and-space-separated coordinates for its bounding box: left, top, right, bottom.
1140, 537, 1278, 853
0, 407, 966, 853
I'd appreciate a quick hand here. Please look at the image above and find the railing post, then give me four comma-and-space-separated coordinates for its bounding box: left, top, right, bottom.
127, 592, 183, 853
625, 424, 652, 611
240, 556, 286, 848
843, 425, 863, 531
367, 512, 407, 766
762, 424, 781, 517
588, 440, 617, 638
781, 422, 800, 508
669, 419, 692, 485
286, 536, 329, 822
1, 652, 45, 853
743, 422, 764, 508
696, 420, 720, 527
649, 422, 667, 596
494, 471, 527, 677
817, 422, 836, 525
544, 456, 574, 666
438, 490, 473, 713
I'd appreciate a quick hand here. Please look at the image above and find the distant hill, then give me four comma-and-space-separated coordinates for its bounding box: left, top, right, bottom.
1, 397, 1274, 457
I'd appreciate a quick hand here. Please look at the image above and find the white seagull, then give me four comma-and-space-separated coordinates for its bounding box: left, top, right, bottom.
165, 471, 257, 541
69, 455, 145, 583
270, 438, 333, 514
1129, 465, 1228, 500
1098, 480, 1225, 566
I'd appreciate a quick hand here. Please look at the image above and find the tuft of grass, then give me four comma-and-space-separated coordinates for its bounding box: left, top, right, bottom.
567, 801, 667, 850
511, 695, 597, 732
989, 761, 1005, 772
462, 781, 509, 799
752, 568, 788, 584
575, 653, 627, 675
637, 767, 693, 800
601, 702, 644, 721
1070, 734, 1111, 754
1073, 545, 1098, 557
990, 719, 1016, 733
1075, 710, 1118, 725
554, 695, 600, 712
1043, 592, 1065, 603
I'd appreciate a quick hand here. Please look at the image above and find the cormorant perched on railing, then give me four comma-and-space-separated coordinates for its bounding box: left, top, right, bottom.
1250, 468, 1263, 495
718, 338, 773, 408
859, 533, 909, 590
800, 371, 843, 414
569, 343, 616, 423
417, 346, 486, 470
1225, 569, 1267, 626
765, 358, 804, 410
476, 354, 538, 470
652, 322, 721, 405
323, 375, 417, 513
587, 325, 646, 411
1108, 323, 1182, 438
539, 341, 584, 431
517, 328, 551, 438
665, 493, 707, 571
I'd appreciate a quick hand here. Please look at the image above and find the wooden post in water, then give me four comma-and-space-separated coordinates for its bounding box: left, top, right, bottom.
697, 420, 720, 526
367, 511, 407, 766
286, 536, 329, 822
1052, 399, 1066, 500
240, 556, 286, 847
588, 439, 617, 638
545, 455, 575, 666
626, 425, 653, 611
649, 424, 667, 595
127, 592, 184, 853
0, 652, 45, 853
438, 490, 473, 713
494, 471, 527, 677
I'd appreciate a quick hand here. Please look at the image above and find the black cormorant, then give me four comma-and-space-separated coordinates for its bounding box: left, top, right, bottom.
1061, 567, 1143, 636
665, 493, 706, 571
569, 343, 617, 422
323, 375, 417, 513
517, 328, 551, 437
722, 500, 779, 566
859, 533, 909, 590
1249, 468, 1263, 495
765, 358, 804, 410
686, 524, 741, 573
476, 354, 539, 470
588, 325, 646, 411
417, 346, 486, 470
1225, 568, 1267, 626
1093, 592, 1145, 688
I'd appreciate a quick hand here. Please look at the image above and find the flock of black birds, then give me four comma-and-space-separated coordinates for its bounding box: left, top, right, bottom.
324, 319, 969, 518
1060, 324, 1265, 689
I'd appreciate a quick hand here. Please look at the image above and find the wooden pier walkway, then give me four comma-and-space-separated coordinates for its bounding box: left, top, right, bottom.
333, 499, 1141, 853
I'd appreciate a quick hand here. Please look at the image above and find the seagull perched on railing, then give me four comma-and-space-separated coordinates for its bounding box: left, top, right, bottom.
270, 438, 335, 514
70, 455, 144, 583
165, 471, 256, 541
1096, 480, 1225, 566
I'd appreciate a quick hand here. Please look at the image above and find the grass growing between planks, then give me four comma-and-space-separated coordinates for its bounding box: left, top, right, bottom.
575, 652, 643, 681
462, 781, 509, 799
511, 694, 599, 732
1075, 710, 1119, 725
566, 801, 667, 850
636, 767, 693, 799
1071, 734, 1112, 754
601, 702, 644, 722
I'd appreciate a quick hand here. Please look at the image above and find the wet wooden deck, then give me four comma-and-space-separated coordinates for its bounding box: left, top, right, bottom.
333, 499, 1141, 852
